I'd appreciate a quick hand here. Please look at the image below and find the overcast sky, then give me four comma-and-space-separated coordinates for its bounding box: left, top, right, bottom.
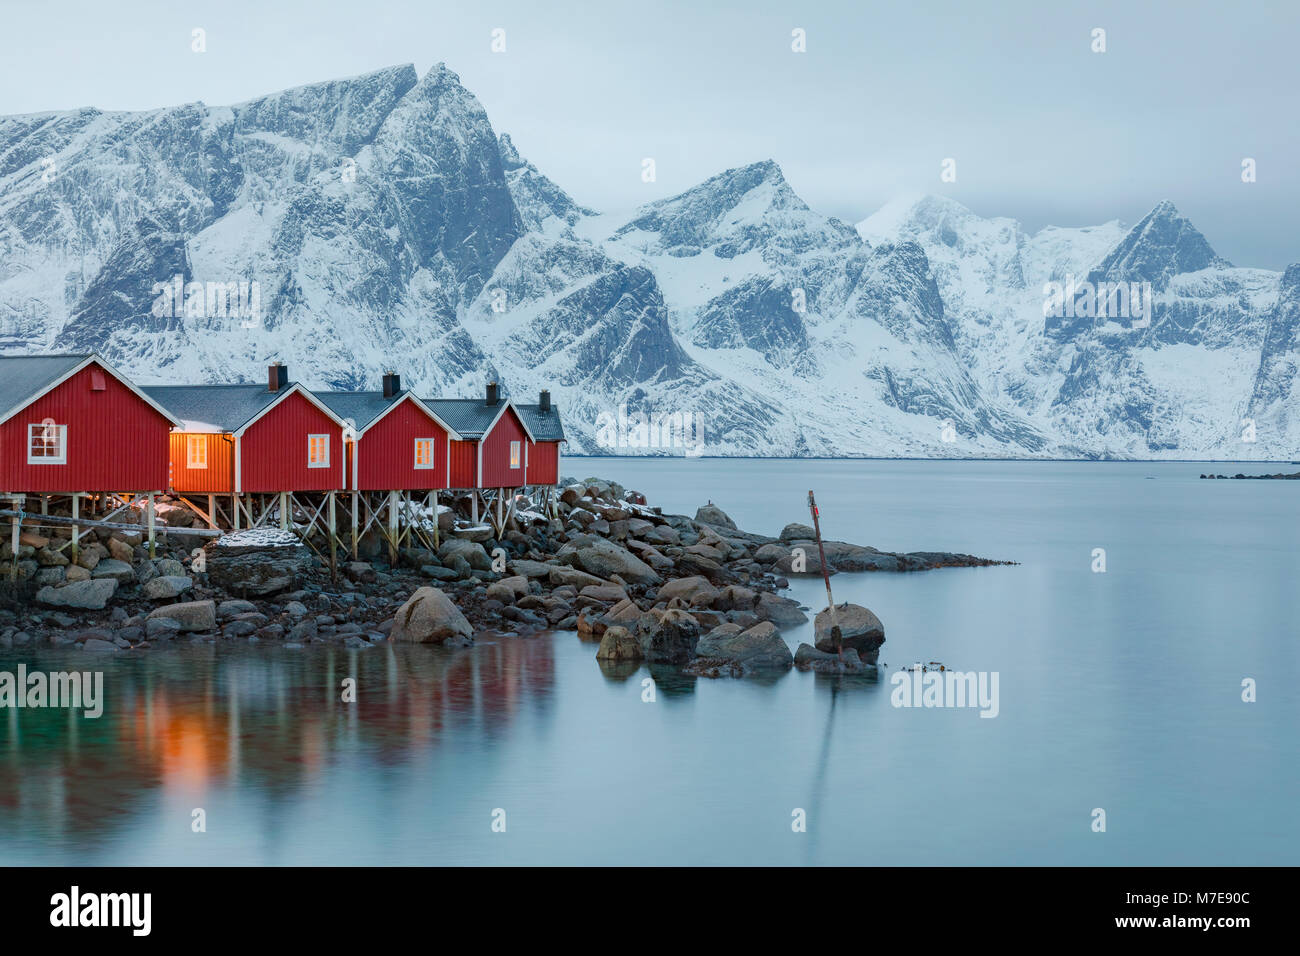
1, 0, 1295, 268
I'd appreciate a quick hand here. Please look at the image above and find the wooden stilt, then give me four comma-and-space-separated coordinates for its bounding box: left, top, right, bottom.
328, 491, 337, 583
70, 494, 80, 561
279, 491, 289, 532
387, 490, 399, 565
7, 495, 21, 582
146, 492, 156, 559
471, 491, 479, 525
207, 494, 216, 530
233, 494, 240, 531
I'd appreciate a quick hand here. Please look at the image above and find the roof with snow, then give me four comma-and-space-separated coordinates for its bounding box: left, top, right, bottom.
0, 354, 91, 420
142, 383, 289, 433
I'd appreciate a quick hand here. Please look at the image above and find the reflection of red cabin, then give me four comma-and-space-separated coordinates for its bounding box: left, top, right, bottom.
318, 375, 463, 491
0, 353, 178, 493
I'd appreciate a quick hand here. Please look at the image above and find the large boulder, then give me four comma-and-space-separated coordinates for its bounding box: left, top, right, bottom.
390, 587, 474, 645
813, 603, 885, 662
141, 575, 193, 600
633, 608, 700, 663
438, 538, 492, 571
756, 592, 809, 629
595, 625, 643, 662
691, 621, 793, 675
556, 535, 660, 586
794, 643, 869, 673
36, 578, 118, 610
91, 558, 135, 583
148, 600, 217, 633
656, 575, 720, 608
205, 544, 311, 597
695, 504, 737, 529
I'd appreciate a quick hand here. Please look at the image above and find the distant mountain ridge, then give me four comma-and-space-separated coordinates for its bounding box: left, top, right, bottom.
0, 62, 1294, 458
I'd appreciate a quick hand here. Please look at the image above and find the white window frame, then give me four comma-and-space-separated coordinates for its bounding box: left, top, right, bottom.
27, 422, 67, 465
186, 434, 208, 469
414, 437, 436, 470
308, 434, 330, 468
509, 440, 521, 469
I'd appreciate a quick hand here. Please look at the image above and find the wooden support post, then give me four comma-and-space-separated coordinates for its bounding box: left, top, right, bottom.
233, 494, 240, 531
328, 491, 338, 583
350, 493, 359, 560
471, 491, 478, 525
387, 490, 399, 565
207, 494, 217, 530
431, 492, 440, 550
70, 494, 80, 561
40, 496, 48, 516
7, 495, 20, 582
279, 492, 289, 532
146, 492, 157, 559
496, 490, 504, 535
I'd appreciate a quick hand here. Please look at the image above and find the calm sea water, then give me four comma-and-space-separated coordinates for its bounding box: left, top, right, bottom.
2, 459, 1296, 865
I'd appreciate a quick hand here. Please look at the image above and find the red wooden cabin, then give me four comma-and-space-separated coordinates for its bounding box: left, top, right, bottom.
517, 391, 565, 486
426, 383, 536, 490
144, 363, 347, 494
318, 373, 463, 491
0, 353, 178, 494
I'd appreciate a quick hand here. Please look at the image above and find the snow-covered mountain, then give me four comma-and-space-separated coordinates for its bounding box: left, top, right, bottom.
1, 62, 1294, 458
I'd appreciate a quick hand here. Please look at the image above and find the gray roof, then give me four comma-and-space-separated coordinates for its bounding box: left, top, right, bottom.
0, 354, 91, 421
316, 390, 405, 431
422, 398, 505, 439
142, 384, 289, 432
421, 398, 563, 441
515, 403, 566, 442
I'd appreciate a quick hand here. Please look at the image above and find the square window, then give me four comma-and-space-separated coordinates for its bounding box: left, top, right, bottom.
27, 422, 66, 464
510, 440, 521, 469
308, 434, 330, 468
414, 438, 435, 469
187, 435, 208, 469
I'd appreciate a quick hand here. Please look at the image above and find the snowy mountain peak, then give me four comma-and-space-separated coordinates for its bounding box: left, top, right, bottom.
1089, 199, 1229, 290
611, 159, 860, 260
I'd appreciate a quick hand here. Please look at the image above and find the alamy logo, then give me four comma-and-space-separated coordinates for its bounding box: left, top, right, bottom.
0, 666, 103, 718
1043, 275, 1154, 328
594, 404, 709, 457
151, 274, 262, 328
890, 667, 1000, 718
50, 886, 151, 936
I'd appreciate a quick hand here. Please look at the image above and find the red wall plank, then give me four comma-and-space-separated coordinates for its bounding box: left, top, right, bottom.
525, 441, 559, 486
168, 432, 235, 493
448, 440, 477, 489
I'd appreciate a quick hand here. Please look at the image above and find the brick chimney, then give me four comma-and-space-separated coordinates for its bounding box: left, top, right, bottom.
382, 371, 401, 399
486, 381, 499, 406
268, 361, 288, 391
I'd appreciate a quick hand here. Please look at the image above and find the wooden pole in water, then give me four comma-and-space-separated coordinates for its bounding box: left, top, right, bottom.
807, 490, 841, 657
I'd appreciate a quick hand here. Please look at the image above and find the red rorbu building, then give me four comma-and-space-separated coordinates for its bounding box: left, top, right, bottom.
144, 363, 347, 495
317, 372, 463, 491
517, 390, 565, 487
426, 383, 538, 490
0, 353, 179, 494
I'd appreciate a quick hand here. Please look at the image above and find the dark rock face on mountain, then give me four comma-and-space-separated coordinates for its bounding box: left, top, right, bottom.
1088, 200, 1229, 291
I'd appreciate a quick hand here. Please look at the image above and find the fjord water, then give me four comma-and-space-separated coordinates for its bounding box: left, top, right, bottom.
1, 459, 1295, 865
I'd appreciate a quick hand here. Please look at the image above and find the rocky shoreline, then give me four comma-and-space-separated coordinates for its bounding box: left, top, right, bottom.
1, 477, 1012, 677
1200, 471, 1300, 479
